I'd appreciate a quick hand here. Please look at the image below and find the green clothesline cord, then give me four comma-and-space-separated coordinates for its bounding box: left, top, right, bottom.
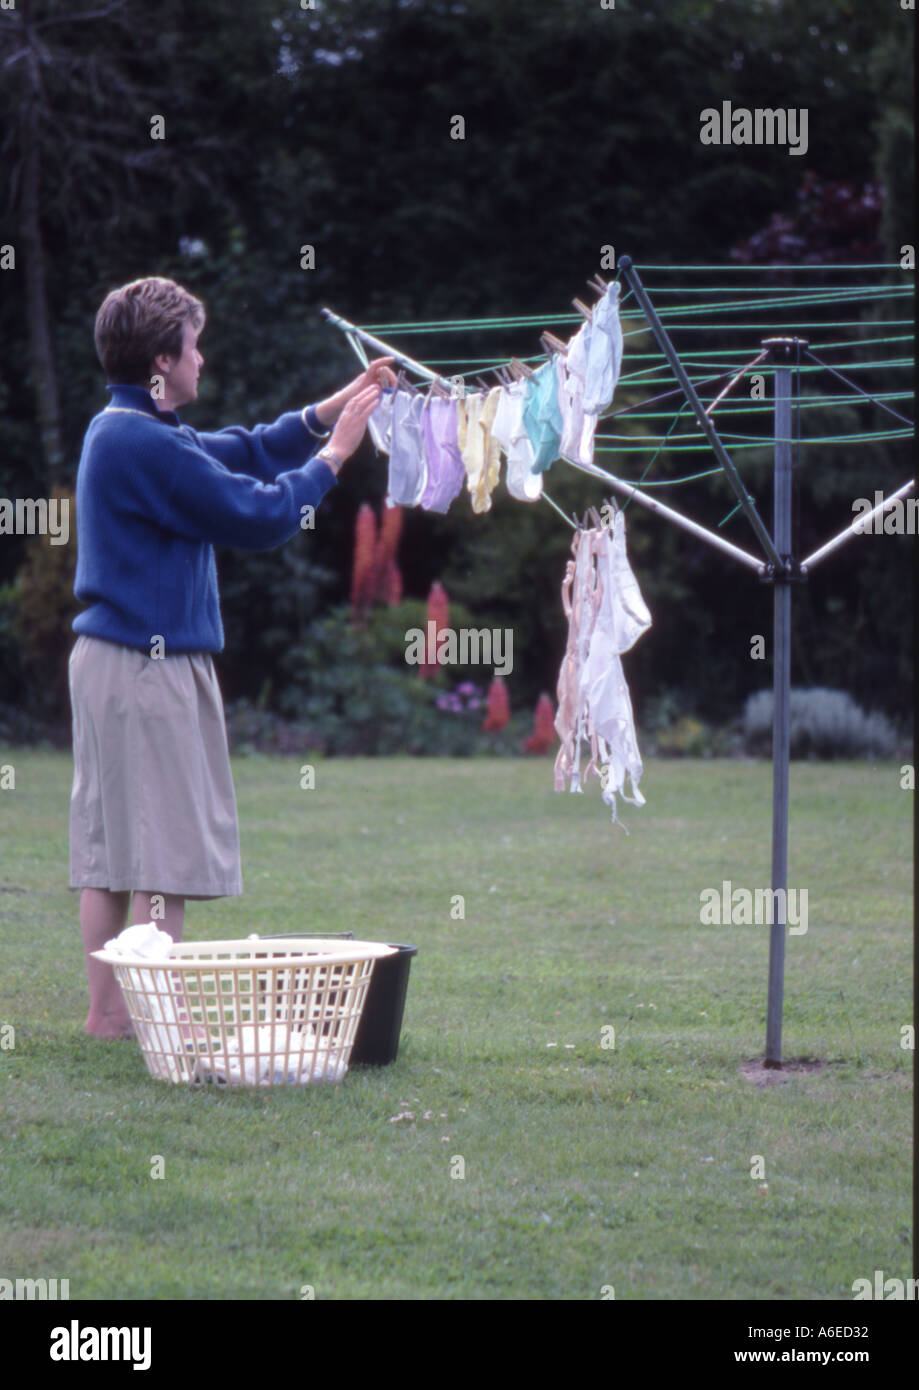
365, 292, 908, 335
588, 431, 911, 452
627, 297, 907, 325
619, 401, 695, 515
624, 466, 728, 487
366, 306, 910, 335
636, 283, 907, 295
365, 284, 909, 335
600, 428, 912, 445
431, 353, 911, 380
620, 339, 912, 362
425, 341, 906, 369
622, 318, 913, 332
614, 263, 905, 270
629, 289, 908, 319
617, 351, 912, 379
604, 457, 901, 487
539, 488, 579, 531
603, 392, 913, 421
618, 325, 912, 345
718, 501, 744, 528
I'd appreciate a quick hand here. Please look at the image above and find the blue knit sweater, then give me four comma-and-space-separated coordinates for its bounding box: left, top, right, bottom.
72, 385, 338, 654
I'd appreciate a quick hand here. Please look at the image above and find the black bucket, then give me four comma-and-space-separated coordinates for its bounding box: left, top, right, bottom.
350, 943, 418, 1066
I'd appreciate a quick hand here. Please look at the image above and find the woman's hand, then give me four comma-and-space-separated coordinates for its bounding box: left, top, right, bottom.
314, 357, 398, 428
326, 383, 384, 464
350, 357, 398, 394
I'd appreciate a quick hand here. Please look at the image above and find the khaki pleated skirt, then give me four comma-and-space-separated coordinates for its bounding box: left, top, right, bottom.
68, 635, 242, 897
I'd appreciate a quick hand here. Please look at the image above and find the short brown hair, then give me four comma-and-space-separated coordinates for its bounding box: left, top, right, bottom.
94, 277, 205, 386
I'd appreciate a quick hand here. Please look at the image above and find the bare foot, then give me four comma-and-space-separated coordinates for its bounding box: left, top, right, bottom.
85, 1013, 135, 1040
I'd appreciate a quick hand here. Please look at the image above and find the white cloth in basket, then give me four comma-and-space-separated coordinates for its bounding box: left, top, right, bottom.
192, 1023, 346, 1086
104, 922, 183, 1062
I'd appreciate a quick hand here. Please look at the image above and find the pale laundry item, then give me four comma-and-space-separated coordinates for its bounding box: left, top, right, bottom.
554, 537, 602, 798
458, 389, 502, 513
553, 351, 573, 458
581, 507, 651, 817
103, 921, 184, 1072
582, 281, 624, 415
522, 360, 563, 473
490, 380, 542, 501
367, 386, 395, 454
386, 390, 427, 506
419, 395, 466, 513
559, 322, 599, 466
191, 1021, 342, 1086
553, 508, 651, 825
103, 921, 175, 959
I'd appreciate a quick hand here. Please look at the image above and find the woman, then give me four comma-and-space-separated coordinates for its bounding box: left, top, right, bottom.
69, 275, 396, 1037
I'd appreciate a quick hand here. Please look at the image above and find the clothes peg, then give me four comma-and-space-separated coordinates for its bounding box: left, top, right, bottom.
540, 331, 568, 357
588, 275, 608, 297
572, 298, 594, 323
510, 357, 536, 380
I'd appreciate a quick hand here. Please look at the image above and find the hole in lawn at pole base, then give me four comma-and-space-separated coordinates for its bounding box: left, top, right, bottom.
739, 1056, 843, 1086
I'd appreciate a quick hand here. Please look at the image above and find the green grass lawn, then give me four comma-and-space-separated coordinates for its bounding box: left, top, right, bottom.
0, 751, 911, 1300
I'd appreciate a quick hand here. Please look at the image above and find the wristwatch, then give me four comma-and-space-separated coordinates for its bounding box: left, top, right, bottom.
315, 445, 344, 474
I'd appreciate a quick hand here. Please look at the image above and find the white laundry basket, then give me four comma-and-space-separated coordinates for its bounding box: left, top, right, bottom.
91, 937, 397, 1087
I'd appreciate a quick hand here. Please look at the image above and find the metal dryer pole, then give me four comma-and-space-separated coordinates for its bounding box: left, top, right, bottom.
763, 338, 806, 1066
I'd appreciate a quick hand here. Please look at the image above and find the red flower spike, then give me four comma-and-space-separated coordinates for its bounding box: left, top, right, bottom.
374, 505, 403, 603
382, 558, 403, 607
421, 580, 449, 680
523, 693, 556, 753
350, 503, 378, 621
482, 675, 510, 732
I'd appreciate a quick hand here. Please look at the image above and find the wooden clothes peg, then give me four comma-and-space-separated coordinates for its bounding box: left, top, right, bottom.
425, 377, 449, 404
572, 297, 594, 323
540, 331, 568, 357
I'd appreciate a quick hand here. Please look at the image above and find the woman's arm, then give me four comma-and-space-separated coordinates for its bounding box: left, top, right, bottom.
193, 359, 397, 482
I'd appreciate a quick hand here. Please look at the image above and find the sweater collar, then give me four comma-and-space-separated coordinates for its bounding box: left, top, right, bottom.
105, 384, 181, 427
